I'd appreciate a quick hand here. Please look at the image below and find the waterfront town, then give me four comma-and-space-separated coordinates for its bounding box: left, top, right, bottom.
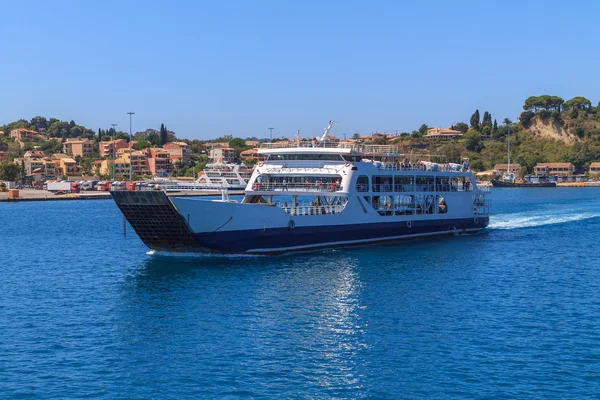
1, 124, 600, 190
2, 98, 600, 197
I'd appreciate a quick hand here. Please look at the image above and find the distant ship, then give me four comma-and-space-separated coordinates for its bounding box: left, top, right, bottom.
491, 176, 556, 188
112, 121, 491, 255
154, 162, 253, 191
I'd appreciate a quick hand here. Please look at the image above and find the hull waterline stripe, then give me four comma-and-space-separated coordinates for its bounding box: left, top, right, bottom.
245, 228, 482, 253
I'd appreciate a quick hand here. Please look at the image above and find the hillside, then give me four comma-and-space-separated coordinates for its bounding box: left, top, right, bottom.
526, 118, 577, 145
392, 95, 600, 175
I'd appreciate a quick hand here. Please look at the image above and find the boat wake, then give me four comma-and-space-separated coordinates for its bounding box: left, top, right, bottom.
490, 211, 600, 230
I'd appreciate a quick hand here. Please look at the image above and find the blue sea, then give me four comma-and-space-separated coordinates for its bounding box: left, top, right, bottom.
2, 188, 600, 399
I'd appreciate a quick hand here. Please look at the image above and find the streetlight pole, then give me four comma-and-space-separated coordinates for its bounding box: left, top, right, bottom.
111, 123, 117, 181
127, 112, 135, 182
268, 127, 274, 143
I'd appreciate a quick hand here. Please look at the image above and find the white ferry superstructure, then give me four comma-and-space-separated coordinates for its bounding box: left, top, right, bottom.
112, 123, 491, 254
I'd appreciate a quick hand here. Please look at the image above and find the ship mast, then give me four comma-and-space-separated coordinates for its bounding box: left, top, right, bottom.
507, 124, 511, 174
319, 120, 334, 142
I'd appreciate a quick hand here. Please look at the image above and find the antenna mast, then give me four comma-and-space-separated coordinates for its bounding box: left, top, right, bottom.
507, 125, 511, 174
319, 120, 334, 142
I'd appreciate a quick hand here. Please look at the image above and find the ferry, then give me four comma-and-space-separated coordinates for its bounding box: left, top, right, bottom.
112, 122, 491, 254
152, 162, 253, 191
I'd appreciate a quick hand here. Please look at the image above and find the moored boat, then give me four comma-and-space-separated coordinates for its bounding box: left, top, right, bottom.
151, 162, 253, 191
491, 178, 556, 188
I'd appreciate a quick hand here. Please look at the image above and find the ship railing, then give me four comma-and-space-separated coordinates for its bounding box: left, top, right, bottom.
378, 163, 468, 173
259, 141, 359, 150
250, 182, 344, 192
473, 195, 492, 215
363, 183, 474, 193
264, 161, 344, 170
476, 184, 491, 192
280, 204, 345, 216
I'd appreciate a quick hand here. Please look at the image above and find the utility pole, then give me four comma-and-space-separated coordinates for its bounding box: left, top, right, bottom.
127, 112, 135, 182
268, 127, 274, 143
111, 124, 117, 181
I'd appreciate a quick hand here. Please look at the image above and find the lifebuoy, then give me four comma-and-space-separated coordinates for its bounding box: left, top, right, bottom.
288, 220, 295, 229
406, 221, 412, 228
474, 217, 479, 224
345, 162, 351, 167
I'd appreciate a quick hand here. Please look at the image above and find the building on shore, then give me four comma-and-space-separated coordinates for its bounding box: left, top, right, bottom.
55, 157, 82, 177
534, 162, 575, 176
209, 147, 236, 163
0, 151, 6, 161
163, 142, 191, 164
24, 150, 45, 159
146, 148, 174, 176
98, 150, 150, 177
426, 127, 463, 139
493, 163, 522, 175
100, 139, 129, 158
240, 148, 266, 162
10, 129, 45, 142
589, 162, 600, 177
63, 138, 94, 158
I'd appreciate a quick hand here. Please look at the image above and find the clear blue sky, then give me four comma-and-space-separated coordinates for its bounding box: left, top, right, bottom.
2, 0, 599, 140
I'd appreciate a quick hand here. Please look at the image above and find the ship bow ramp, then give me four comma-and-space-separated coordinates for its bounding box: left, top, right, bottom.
111, 190, 207, 252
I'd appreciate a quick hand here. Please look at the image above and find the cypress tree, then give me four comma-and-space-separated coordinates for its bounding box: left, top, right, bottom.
493, 119, 498, 133
160, 123, 167, 146
470, 109, 480, 130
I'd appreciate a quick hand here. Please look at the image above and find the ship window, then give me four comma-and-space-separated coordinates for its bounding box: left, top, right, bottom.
394, 176, 414, 192
395, 195, 414, 215
451, 177, 462, 191
416, 176, 434, 191
342, 155, 363, 162
436, 177, 450, 192
437, 195, 448, 214
372, 176, 392, 192
267, 153, 344, 161
372, 195, 394, 216
356, 175, 369, 192
414, 194, 436, 214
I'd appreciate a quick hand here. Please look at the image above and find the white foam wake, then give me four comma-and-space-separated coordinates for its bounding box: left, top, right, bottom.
490, 211, 600, 230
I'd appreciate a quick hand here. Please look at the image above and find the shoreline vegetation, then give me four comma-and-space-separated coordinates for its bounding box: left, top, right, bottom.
1, 95, 600, 184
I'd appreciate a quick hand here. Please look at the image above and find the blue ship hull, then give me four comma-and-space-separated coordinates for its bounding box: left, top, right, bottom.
192, 218, 488, 254
111, 191, 488, 254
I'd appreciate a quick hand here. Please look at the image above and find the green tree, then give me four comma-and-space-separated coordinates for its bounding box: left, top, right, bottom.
463, 129, 484, 152
470, 109, 480, 130
492, 119, 498, 133
482, 111, 492, 127
160, 123, 168, 146
418, 124, 429, 135
135, 137, 152, 150
452, 122, 469, 134
0, 160, 21, 181
565, 96, 592, 111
